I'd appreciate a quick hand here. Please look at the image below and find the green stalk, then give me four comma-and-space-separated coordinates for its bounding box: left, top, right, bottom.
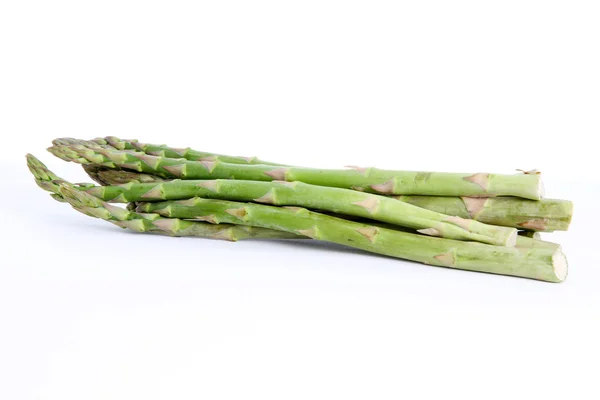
133, 197, 566, 282
82, 164, 168, 186
48, 141, 544, 199
43, 179, 302, 241
395, 196, 572, 232
82, 178, 517, 246
93, 136, 286, 166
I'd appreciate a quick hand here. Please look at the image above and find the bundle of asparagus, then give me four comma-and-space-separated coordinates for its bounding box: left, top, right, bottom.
26, 136, 573, 282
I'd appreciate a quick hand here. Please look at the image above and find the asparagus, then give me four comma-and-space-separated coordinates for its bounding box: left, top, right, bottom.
396, 196, 572, 232
82, 164, 168, 186
48, 141, 544, 199
132, 197, 566, 282
47, 180, 301, 241
82, 178, 516, 246
92, 136, 287, 166
26, 154, 560, 255
75, 165, 572, 233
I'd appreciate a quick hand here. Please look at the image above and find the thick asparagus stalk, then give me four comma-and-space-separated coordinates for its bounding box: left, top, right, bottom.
133, 197, 566, 282
48, 141, 544, 199
82, 178, 517, 245
396, 196, 572, 232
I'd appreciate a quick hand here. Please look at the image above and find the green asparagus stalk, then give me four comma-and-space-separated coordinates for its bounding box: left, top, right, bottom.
133, 197, 566, 282
82, 178, 517, 245
395, 196, 572, 232
43, 179, 302, 241
48, 141, 544, 199
92, 136, 287, 166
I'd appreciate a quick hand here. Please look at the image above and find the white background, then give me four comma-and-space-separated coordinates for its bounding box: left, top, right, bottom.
1, 1, 599, 399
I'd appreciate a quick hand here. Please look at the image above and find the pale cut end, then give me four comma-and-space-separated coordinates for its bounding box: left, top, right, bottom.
225, 207, 247, 220
253, 190, 276, 204
197, 181, 218, 191
356, 226, 378, 242
264, 168, 288, 181
351, 197, 379, 214
200, 161, 216, 172
463, 173, 490, 191
297, 227, 319, 239
370, 180, 394, 194
163, 164, 185, 177
461, 197, 489, 218
417, 228, 442, 237
552, 251, 568, 282
141, 185, 164, 199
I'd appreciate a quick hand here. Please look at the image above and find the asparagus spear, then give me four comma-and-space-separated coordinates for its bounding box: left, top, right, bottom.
53, 180, 303, 240
93, 136, 287, 166
82, 164, 168, 186
48, 141, 544, 199
396, 196, 572, 232
132, 197, 566, 282
81, 178, 516, 246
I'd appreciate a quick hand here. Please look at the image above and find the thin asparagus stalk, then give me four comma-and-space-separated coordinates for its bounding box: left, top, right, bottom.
395, 196, 572, 232
85, 178, 519, 246
82, 164, 168, 186
48, 141, 544, 199
92, 136, 287, 166
133, 197, 566, 282
49, 180, 302, 241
